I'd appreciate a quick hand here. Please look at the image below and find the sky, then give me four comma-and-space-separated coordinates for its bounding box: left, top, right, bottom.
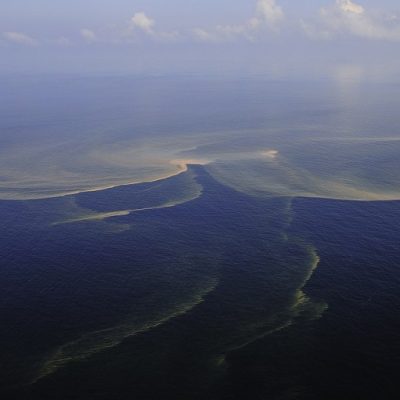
1, 0, 400, 78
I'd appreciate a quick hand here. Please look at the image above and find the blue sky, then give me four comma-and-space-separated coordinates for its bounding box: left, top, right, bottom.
1, 0, 400, 78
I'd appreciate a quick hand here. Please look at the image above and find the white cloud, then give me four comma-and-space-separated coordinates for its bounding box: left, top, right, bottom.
131, 12, 155, 34
305, 0, 400, 41
194, 0, 284, 42
338, 0, 364, 15
3, 31, 38, 46
127, 12, 179, 42
80, 29, 97, 43
256, 0, 284, 27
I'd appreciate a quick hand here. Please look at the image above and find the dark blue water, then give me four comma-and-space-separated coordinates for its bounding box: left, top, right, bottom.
227, 198, 400, 400
0, 165, 399, 399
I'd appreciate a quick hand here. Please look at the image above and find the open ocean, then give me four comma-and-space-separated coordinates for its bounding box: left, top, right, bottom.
0, 76, 399, 399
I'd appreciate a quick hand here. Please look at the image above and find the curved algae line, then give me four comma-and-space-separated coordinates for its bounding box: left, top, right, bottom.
215, 245, 326, 368
6, 162, 194, 202
205, 155, 400, 202
54, 210, 132, 224
33, 277, 219, 383
284, 245, 327, 321
53, 172, 204, 226
53, 195, 203, 225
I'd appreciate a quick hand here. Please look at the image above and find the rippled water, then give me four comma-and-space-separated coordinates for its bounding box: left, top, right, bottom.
1, 76, 400, 201
0, 76, 399, 399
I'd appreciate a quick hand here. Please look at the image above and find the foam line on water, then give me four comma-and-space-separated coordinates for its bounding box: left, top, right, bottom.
33, 277, 219, 383
220, 246, 326, 361
54, 197, 200, 225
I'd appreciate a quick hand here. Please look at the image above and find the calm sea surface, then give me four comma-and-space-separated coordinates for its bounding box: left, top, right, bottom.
0, 76, 399, 399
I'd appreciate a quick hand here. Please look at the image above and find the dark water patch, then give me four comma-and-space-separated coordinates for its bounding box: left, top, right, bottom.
219, 198, 400, 400
1, 166, 399, 399
0, 166, 322, 398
